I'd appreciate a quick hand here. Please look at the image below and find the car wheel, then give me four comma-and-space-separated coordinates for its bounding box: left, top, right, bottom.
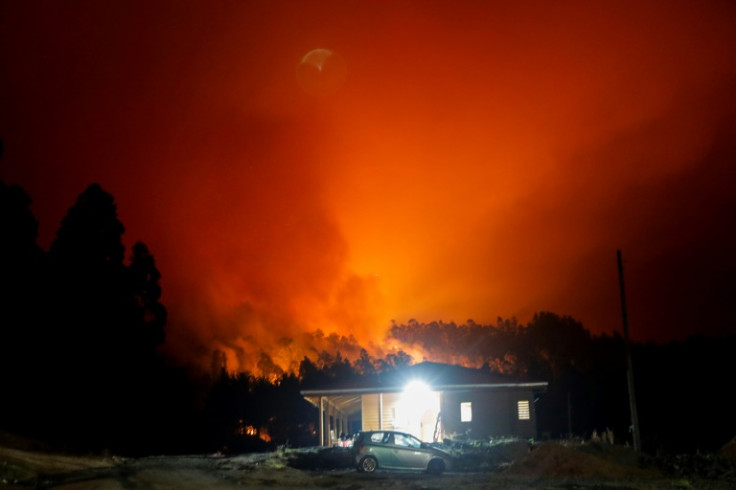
427, 458, 445, 475
358, 456, 378, 473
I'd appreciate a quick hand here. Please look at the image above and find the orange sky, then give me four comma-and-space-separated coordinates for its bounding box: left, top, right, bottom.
2, 1, 735, 372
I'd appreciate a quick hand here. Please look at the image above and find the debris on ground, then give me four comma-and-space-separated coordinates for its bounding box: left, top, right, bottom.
644, 452, 736, 480
3, 433, 736, 489
505, 441, 659, 479
442, 439, 531, 472
721, 436, 736, 460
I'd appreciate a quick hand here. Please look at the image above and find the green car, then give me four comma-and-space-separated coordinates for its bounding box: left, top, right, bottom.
352, 430, 452, 475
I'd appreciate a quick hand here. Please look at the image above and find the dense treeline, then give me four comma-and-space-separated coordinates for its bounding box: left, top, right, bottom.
386, 318, 736, 453
0, 181, 188, 454
1, 179, 733, 456
297, 317, 736, 453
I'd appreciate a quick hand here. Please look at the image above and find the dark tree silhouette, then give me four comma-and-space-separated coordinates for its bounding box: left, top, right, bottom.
50, 183, 125, 268
128, 241, 167, 347
522, 312, 593, 377
298, 355, 323, 388
41, 185, 128, 447
0, 180, 45, 429
25, 183, 175, 452
202, 370, 317, 452
354, 348, 378, 375
0, 181, 44, 326
376, 349, 413, 372
47, 183, 129, 365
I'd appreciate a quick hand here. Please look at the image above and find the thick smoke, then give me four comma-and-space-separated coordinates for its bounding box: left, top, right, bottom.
2, 1, 736, 375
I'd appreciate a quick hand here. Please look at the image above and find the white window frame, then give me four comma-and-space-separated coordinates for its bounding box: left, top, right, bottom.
460, 401, 472, 422
517, 400, 530, 420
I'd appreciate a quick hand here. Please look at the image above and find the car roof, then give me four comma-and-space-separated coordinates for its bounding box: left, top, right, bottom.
358, 430, 418, 438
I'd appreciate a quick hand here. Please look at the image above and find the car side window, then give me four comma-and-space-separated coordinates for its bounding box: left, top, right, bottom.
370, 432, 384, 443
394, 433, 421, 448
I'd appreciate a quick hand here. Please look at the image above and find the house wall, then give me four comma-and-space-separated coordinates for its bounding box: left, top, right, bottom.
361, 388, 538, 442
362, 394, 379, 430
361, 393, 401, 431
382, 393, 400, 430
361, 392, 440, 441
441, 388, 537, 441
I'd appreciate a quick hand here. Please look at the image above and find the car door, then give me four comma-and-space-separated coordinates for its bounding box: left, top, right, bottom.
391, 432, 430, 470
365, 431, 399, 469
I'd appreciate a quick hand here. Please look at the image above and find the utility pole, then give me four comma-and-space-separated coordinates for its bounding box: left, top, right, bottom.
567, 391, 573, 438
617, 250, 641, 452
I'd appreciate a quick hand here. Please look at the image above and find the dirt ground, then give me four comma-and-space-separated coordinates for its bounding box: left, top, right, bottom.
2, 437, 735, 489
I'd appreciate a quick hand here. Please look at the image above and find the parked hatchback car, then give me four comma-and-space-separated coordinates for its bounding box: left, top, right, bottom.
352, 430, 452, 474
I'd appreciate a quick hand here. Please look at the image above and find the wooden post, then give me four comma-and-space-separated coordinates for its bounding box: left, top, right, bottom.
319, 396, 325, 447
327, 403, 334, 446
378, 393, 383, 430
618, 250, 642, 452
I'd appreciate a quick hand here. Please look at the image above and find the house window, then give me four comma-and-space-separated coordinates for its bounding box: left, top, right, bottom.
517, 400, 530, 420
460, 402, 472, 422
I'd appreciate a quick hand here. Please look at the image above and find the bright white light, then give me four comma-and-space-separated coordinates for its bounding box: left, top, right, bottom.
461, 401, 472, 422
403, 380, 431, 398
402, 380, 433, 413
398, 380, 438, 441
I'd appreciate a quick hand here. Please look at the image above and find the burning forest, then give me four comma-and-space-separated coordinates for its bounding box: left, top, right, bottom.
2, 3, 736, 479
2, 180, 736, 458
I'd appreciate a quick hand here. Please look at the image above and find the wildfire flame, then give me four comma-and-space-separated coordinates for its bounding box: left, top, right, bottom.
209, 319, 523, 378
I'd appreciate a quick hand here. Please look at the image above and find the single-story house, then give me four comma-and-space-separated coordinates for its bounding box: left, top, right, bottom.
301, 361, 548, 446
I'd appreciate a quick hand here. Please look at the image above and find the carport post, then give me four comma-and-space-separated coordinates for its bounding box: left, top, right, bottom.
319, 396, 325, 447
378, 393, 383, 430
327, 402, 334, 446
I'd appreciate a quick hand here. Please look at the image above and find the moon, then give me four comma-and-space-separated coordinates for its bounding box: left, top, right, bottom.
296, 48, 347, 96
